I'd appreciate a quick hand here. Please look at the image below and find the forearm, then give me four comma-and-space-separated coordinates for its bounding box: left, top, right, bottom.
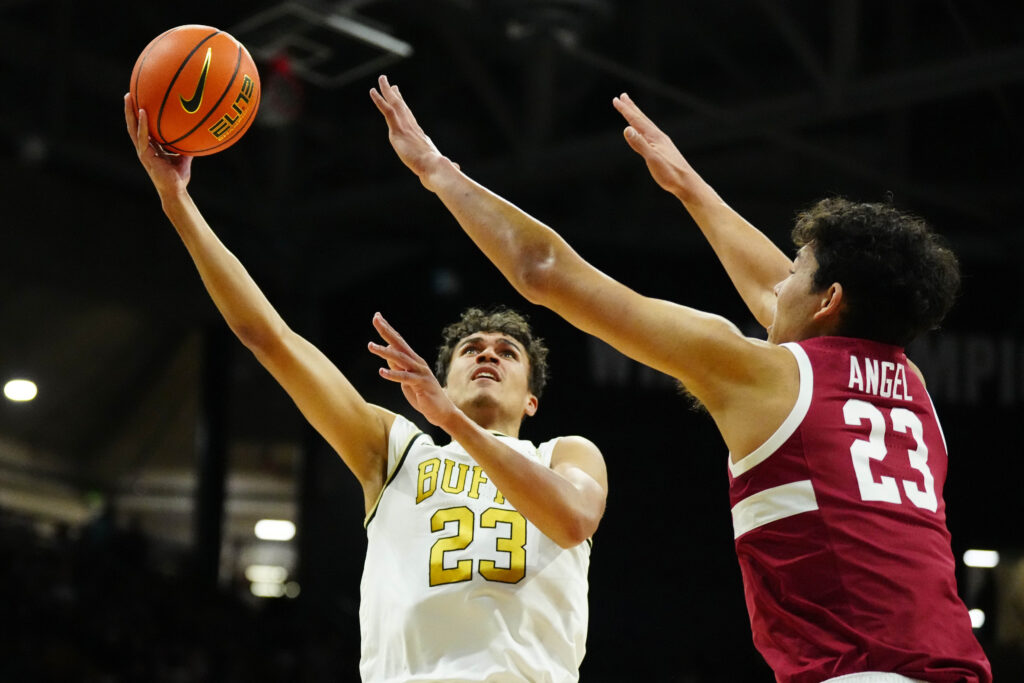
160, 189, 288, 350
673, 181, 792, 329
422, 159, 577, 305
437, 409, 597, 548
612, 93, 791, 327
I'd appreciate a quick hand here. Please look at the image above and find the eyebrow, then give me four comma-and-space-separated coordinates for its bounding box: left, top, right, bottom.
459, 335, 525, 354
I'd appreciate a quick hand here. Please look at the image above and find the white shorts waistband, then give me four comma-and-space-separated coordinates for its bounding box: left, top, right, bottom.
822, 673, 927, 683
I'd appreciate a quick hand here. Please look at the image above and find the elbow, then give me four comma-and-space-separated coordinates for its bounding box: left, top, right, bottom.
232, 322, 268, 352
555, 533, 588, 550
554, 510, 602, 549
511, 243, 563, 306
233, 318, 289, 358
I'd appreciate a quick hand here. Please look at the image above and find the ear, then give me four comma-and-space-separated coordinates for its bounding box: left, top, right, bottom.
812, 283, 844, 323
523, 393, 539, 418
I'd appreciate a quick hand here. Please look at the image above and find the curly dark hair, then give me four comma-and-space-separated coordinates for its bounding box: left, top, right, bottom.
791, 197, 960, 346
435, 306, 550, 397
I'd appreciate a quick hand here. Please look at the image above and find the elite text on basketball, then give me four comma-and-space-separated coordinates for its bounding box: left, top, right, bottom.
208, 74, 256, 140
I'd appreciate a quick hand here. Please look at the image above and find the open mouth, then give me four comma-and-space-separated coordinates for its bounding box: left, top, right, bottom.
472, 369, 500, 382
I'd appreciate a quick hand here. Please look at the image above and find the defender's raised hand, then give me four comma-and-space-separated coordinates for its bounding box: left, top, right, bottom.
612, 92, 705, 203
369, 75, 456, 191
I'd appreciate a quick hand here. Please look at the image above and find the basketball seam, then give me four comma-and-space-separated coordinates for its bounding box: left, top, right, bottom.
185, 59, 260, 155
130, 26, 176, 113
165, 46, 242, 152
156, 29, 222, 146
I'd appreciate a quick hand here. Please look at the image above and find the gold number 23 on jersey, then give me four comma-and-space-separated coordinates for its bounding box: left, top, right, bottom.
429, 506, 526, 586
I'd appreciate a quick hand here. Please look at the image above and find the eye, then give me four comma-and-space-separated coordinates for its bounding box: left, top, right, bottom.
460, 346, 478, 355
501, 350, 517, 359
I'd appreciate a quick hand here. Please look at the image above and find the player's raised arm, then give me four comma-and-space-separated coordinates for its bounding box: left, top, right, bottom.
126, 95, 393, 509
369, 76, 789, 420
368, 313, 607, 547
612, 93, 792, 329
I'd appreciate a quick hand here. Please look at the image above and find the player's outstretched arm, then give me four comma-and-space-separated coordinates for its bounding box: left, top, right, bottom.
612, 93, 791, 329
368, 313, 607, 547
369, 76, 790, 421
125, 95, 393, 508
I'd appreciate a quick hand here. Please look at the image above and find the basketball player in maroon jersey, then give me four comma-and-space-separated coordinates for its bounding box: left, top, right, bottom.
371, 76, 992, 683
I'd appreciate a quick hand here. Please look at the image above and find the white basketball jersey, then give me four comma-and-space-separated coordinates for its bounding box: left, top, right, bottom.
359, 414, 591, 683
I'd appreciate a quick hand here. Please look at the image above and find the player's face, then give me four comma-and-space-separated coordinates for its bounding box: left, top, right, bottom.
443, 331, 537, 425
768, 246, 824, 344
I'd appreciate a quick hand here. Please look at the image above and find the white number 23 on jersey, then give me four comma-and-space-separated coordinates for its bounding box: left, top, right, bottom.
843, 399, 938, 512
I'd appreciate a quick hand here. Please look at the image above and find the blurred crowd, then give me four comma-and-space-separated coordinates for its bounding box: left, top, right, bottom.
3, 505, 1021, 682
0, 508, 358, 682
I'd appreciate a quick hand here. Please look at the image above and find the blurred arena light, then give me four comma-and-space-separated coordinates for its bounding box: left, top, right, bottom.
245, 564, 288, 583
251, 581, 287, 598
324, 11, 412, 57
963, 549, 1000, 568
254, 519, 296, 541
968, 609, 986, 629
246, 563, 296, 599
4, 378, 37, 402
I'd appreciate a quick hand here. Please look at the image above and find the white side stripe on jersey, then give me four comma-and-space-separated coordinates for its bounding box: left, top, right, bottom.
731, 479, 819, 539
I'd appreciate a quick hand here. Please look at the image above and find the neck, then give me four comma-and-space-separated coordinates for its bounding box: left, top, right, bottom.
461, 404, 522, 438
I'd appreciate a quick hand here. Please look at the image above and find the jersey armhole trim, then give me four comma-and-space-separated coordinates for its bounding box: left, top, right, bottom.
538, 436, 560, 468
363, 430, 426, 529
729, 342, 813, 478
926, 392, 949, 453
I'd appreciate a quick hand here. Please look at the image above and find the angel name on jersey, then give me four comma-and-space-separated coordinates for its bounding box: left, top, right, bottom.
416, 457, 507, 506
848, 355, 914, 401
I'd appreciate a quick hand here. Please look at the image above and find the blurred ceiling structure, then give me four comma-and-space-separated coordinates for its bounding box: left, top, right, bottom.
1, 0, 1022, 605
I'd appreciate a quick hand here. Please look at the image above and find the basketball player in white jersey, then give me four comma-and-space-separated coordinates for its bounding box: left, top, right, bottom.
125, 95, 608, 682
371, 76, 991, 682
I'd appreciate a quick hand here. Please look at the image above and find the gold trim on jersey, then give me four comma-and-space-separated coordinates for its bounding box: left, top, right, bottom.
364, 429, 427, 529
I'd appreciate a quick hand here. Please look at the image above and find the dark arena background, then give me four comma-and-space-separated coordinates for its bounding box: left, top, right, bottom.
2, 1, 1023, 680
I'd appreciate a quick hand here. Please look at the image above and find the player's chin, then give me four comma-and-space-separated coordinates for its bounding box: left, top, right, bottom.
465, 392, 501, 410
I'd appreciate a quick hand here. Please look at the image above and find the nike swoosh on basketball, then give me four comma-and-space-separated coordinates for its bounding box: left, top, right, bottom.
180, 48, 212, 114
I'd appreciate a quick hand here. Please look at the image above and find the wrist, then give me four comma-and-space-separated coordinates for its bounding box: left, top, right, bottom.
420, 154, 460, 194
159, 185, 193, 216
673, 175, 716, 206
432, 402, 468, 434
435, 405, 497, 449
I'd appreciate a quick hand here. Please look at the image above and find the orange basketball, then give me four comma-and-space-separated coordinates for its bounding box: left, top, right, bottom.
129, 25, 261, 156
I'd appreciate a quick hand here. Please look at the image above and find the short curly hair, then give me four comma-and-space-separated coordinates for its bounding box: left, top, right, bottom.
792, 197, 960, 346
435, 306, 550, 397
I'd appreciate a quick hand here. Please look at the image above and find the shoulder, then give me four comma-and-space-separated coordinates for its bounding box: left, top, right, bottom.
729, 337, 801, 399
550, 435, 609, 492
906, 357, 927, 386
550, 435, 605, 470
715, 340, 803, 459
377, 408, 432, 451
552, 434, 602, 457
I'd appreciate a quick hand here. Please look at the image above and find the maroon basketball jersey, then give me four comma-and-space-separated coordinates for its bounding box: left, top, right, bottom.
728, 336, 991, 683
